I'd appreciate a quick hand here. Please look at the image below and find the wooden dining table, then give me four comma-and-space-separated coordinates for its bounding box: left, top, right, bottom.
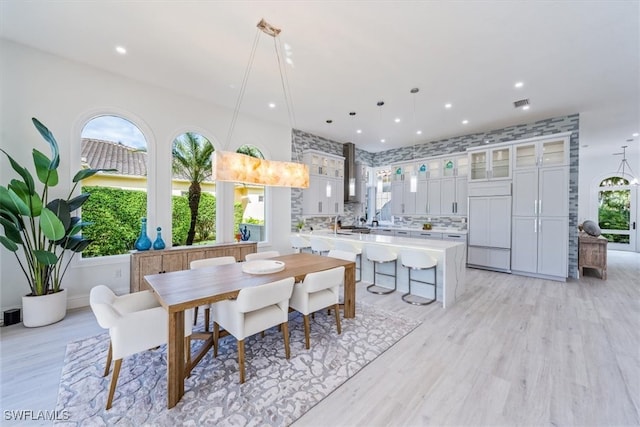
144, 252, 356, 409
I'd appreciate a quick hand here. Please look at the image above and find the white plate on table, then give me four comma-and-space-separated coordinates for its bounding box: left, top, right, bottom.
242, 260, 285, 275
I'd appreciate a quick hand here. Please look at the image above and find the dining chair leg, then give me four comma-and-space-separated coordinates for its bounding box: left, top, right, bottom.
333, 303, 342, 335
106, 358, 122, 410
238, 339, 245, 384
204, 308, 211, 332
193, 306, 199, 326
282, 322, 290, 359
303, 314, 311, 350
213, 323, 219, 358
103, 341, 113, 377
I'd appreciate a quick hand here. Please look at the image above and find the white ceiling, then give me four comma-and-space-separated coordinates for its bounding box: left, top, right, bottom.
1, 1, 638, 155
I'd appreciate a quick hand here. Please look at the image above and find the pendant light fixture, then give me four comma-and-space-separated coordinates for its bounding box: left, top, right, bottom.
614, 145, 638, 185
211, 19, 309, 188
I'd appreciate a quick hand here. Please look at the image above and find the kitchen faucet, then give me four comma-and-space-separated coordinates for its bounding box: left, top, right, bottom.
334, 215, 340, 235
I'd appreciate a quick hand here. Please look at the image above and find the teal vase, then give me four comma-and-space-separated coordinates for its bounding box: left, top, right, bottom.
153, 226, 166, 250
134, 217, 152, 251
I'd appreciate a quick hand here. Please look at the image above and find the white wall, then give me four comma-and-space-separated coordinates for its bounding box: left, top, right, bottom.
0, 40, 292, 312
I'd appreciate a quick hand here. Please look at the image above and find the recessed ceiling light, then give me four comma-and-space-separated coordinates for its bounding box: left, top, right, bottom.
380, 139, 386, 143
462, 120, 469, 125
115, 46, 127, 55
633, 132, 639, 137
416, 130, 422, 135
268, 103, 276, 109
394, 118, 401, 123
522, 105, 530, 111
356, 129, 362, 134
445, 103, 452, 109
515, 81, 524, 88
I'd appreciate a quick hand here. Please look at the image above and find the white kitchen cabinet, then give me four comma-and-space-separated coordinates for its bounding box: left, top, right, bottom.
391, 179, 417, 215
513, 167, 568, 217
513, 138, 568, 169
468, 196, 511, 248
441, 177, 468, 216
426, 179, 442, 215
410, 231, 443, 240
468, 146, 511, 181
512, 216, 568, 278
442, 155, 468, 178
303, 150, 344, 216
511, 159, 568, 280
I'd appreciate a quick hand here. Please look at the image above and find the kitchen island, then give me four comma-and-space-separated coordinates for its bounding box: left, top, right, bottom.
293, 231, 467, 308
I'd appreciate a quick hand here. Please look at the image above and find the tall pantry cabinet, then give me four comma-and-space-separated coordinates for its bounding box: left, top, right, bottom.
510, 136, 570, 280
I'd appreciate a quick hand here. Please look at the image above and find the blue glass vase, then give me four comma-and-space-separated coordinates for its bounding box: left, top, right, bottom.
153, 226, 166, 250
134, 217, 152, 251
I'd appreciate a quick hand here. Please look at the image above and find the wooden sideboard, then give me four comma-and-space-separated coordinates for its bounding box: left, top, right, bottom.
578, 232, 607, 279
130, 242, 257, 292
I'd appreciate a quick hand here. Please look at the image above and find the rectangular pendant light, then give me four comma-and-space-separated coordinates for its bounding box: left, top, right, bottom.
212, 151, 309, 188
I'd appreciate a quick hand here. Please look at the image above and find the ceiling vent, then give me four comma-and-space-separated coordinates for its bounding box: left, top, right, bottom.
513, 99, 530, 108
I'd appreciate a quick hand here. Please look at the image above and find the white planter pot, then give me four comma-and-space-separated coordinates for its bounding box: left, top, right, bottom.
22, 289, 67, 327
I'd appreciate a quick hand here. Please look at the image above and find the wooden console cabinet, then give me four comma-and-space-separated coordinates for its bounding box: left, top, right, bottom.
578, 232, 607, 279
130, 242, 257, 292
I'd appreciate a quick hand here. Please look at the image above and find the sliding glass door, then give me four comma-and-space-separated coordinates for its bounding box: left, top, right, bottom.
598, 176, 637, 251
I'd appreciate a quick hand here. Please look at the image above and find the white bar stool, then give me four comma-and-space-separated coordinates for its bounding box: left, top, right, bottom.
400, 249, 437, 305
365, 244, 397, 294
333, 240, 362, 282
310, 237, 332, 256
290, 235, 311, 253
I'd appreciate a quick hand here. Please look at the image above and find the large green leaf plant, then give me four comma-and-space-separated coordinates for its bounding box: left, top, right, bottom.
0, 118, 115, 296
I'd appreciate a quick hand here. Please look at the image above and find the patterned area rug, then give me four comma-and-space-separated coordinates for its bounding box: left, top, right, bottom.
55, 303, 420, 426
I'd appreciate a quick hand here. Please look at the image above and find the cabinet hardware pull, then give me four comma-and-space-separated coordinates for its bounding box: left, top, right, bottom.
534, 200, 537, 215
539, 200, 542, 214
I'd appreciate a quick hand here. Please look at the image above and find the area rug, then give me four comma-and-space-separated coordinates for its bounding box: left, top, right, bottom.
55, 302, 420, 426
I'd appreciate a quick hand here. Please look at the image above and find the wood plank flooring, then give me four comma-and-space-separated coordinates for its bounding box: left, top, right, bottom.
1, 251, 638, 426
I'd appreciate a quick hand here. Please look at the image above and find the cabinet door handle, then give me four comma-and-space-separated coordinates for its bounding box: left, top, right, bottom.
318, 201, 322, 213
539, 200, 542, 214
534, 200, 537, 215
534, 220, 537, 233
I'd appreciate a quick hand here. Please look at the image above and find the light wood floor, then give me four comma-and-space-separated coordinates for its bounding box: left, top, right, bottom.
1, 251, 638, 426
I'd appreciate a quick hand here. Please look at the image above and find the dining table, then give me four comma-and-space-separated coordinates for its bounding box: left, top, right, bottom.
144, 252, 357, 409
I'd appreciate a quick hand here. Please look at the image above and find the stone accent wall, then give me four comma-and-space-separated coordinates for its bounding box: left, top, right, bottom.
291, 114, 579, 278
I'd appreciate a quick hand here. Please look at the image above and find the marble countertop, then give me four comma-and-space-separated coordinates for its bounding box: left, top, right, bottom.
369, 226, 467, 234
298, 231, 465, 250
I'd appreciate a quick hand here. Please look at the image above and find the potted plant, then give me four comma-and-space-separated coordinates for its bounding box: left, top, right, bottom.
0, 118, 113, 327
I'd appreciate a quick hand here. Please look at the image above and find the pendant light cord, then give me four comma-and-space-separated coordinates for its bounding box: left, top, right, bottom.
225, 28, 261, 150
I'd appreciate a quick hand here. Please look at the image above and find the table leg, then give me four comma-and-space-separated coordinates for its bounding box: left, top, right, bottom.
167, 310, 185, 409
343, 263, 356, 318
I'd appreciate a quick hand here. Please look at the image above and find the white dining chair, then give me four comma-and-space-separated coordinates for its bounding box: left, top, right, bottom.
212, 277, 295, 383
190, 256, 237, 331
89, 285, 193, 409
245, 250, 280, 261
289, 266, 344, 349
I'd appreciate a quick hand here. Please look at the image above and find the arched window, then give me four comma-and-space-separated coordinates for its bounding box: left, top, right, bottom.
80, 115, 149, 257
598, 175, 632, 244
171, 132, 215, 246
234, 145, 266, 242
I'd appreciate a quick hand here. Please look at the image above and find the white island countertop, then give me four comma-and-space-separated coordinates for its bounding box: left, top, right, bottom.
294, 231, 467, 308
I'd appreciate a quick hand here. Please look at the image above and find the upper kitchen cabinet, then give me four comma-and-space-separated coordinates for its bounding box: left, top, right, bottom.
467, 146, 511, 181
513, 136, 569, 170
302, 150, 344, 216
416, 159, 441, 180
390, 163, 417, 215
442, 155, 468, 178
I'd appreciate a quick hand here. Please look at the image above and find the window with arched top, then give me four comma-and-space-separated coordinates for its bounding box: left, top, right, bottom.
598, 175, 631, 244
171, 132, 215, 246
80, 115, 149, 257
234, 145, 266, 242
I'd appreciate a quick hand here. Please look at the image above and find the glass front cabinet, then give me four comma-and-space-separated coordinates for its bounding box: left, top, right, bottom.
468, 146, 511, 181
513, 138, 568, 170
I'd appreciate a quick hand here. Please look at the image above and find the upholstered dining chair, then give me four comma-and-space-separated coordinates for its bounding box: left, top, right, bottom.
289, 266, 344, 349
89, 285, 193, 410
190, 256, 237, 331
245, 250, 280, 261
211, 277, 295, 383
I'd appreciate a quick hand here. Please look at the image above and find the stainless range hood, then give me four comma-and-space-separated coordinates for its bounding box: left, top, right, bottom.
343, 142, 356, 202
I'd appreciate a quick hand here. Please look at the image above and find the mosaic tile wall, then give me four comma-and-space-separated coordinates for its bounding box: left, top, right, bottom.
291, 114, 580, 278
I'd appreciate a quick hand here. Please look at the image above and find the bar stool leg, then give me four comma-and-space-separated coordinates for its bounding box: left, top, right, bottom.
401, 266, 437, 306
366, 260, 397, 295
